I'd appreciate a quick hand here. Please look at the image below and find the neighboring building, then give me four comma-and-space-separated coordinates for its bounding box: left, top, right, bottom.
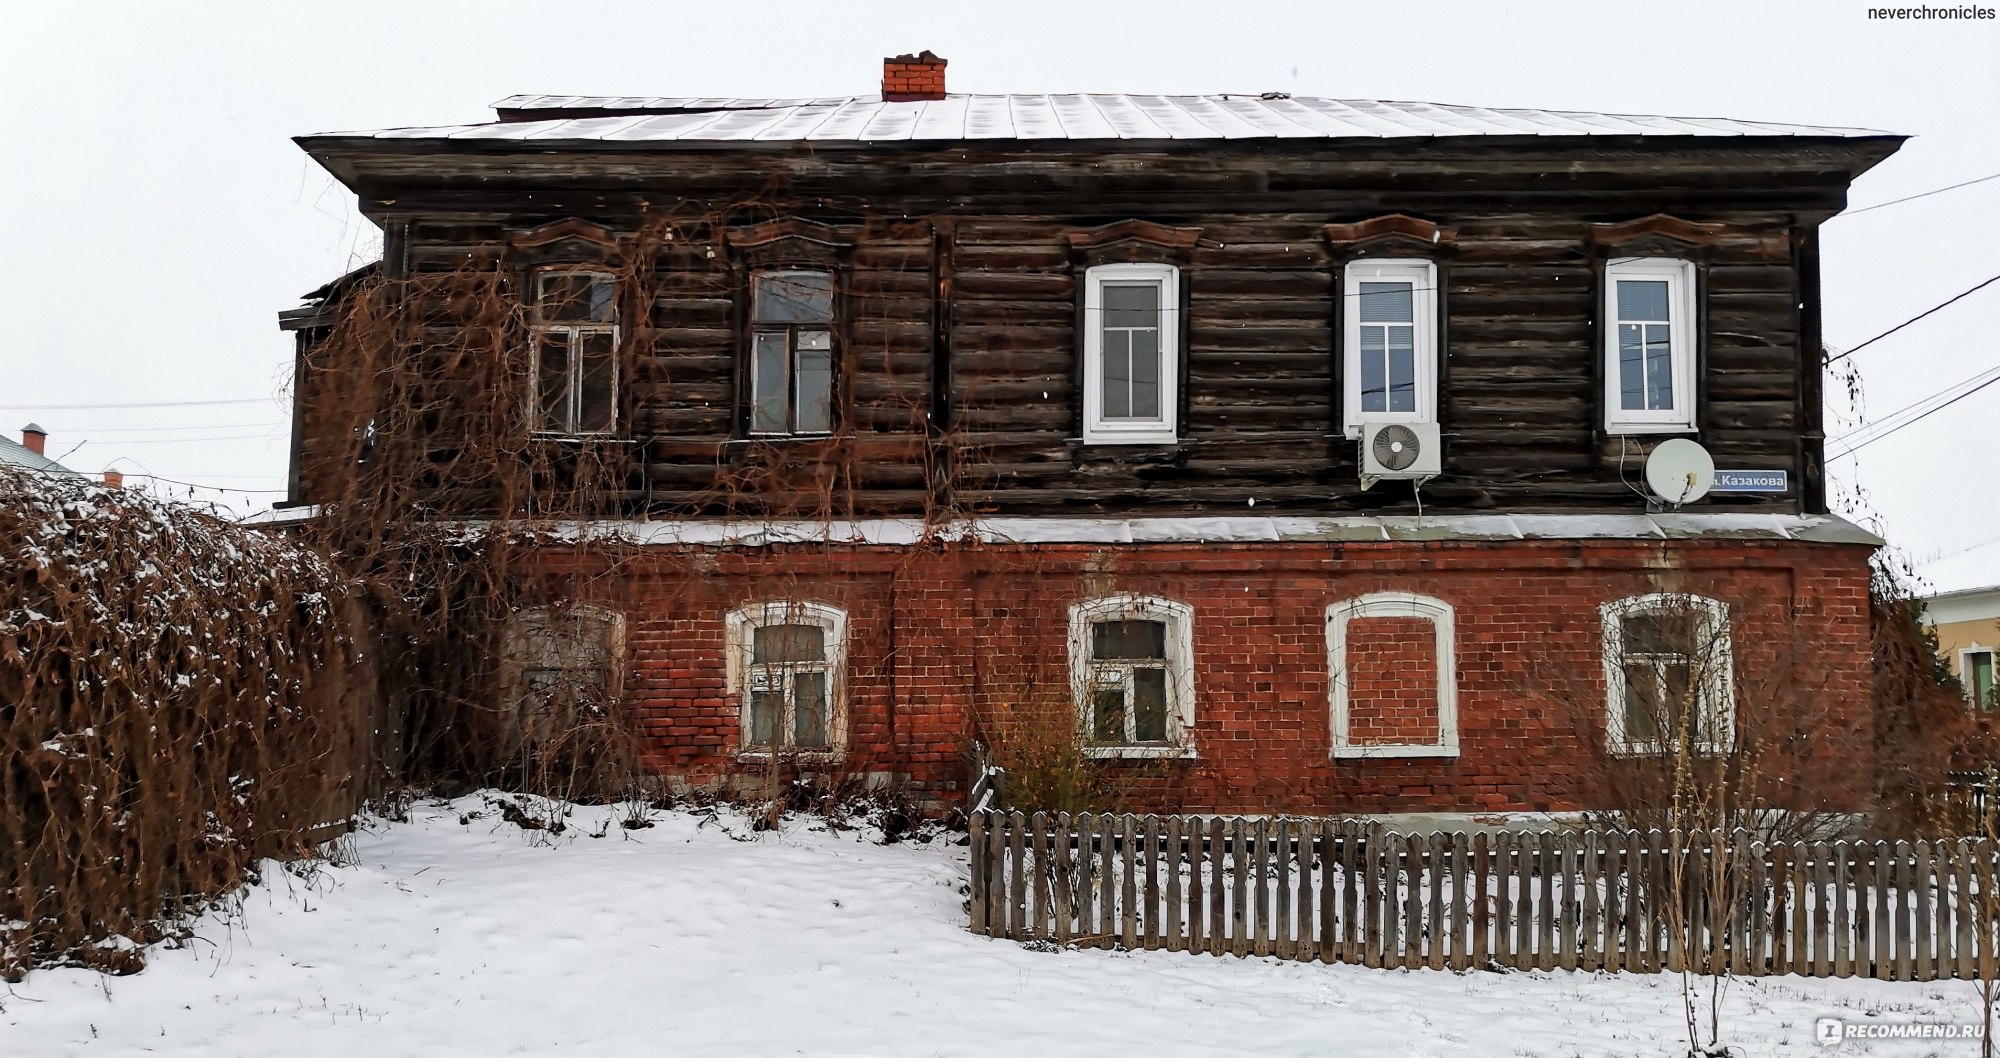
282, 54, 1902, 815
1925, 585, 2000, 710
0, 424, 82, 478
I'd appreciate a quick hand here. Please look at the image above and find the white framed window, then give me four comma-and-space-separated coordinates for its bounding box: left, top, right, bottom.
530, 269, 619, 435
1081, 263, 1180, 445
1341, 259, 1438, 438
503, 604, 626, 743
726, 601, 847, 756
1326, 592, 1459, 758
1602, 258, 1698, 434
1602, 593, 1735, 755
750, 271, 836, 436
1961, 646, 1997, 711
1068, 595, 1195, 757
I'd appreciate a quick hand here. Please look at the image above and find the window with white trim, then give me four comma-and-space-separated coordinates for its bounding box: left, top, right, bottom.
1602, 593, 1734, 754
727, 601, 847, 754
750, 271, 836, 436
1081, 263, 1179, 444
1068, 595, 1194, 756
1603, 258, 1697, 434
1962, 647, 1997, 711
1326, 592, 1459, 758
530, 270, 619, 435
1341, 260, 1438, 437
504, 604, 626, 743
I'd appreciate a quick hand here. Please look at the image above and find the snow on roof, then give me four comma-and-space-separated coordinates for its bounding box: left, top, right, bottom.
317, 94, 1895, 144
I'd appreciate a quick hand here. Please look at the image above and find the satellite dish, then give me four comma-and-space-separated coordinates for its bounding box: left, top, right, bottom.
1644, 438, 1715, 506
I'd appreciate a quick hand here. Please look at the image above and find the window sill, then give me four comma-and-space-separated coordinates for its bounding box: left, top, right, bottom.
1081, 744, 1196, 760
734, 749, 846, 766
1603, 421, 1697, 437
1608, 742, 1734, 758
1077, 430, 1180, 447
1331, 744, 1460, 760
529, 431, 630, 443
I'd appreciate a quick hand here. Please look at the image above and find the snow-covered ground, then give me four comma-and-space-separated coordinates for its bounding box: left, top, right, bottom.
0, 796, 1987, 1057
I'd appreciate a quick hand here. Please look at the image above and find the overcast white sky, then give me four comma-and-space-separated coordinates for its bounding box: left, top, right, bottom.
3, 1, 1996, 590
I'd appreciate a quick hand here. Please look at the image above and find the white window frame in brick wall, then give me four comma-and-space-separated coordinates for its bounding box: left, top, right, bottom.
1081, 263, 1180, 445
1602, 257, 1698, 435
1325, 591, 1459, 759
530, 268, 620, 436
1341, 259, 1439, 438
1601, 593, 1735, 755
1961, 645, 1997, 711
727, 601, 848, 760
1068, 594, 1196, 758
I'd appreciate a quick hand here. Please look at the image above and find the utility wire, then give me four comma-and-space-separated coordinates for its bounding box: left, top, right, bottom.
0, 397, 279, 411
1827, 363, 2000, 460
1826, 270, 2000, 365
1839, 169, 2000, 219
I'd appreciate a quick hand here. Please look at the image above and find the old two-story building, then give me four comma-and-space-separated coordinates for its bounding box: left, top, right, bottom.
281, 54, 1902, 816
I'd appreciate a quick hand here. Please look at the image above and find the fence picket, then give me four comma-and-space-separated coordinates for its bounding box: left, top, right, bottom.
1558, 831, 1578, 973
1120, 814, 1138, 949
1580, 831, 1600, 972
1163, 816, 1182, 951
1007, 811, 1027, 940
1341, 822, 1361, 964
1098, 814, 1117, 944
1537, 831, 1556, 972
1208, 817, 1226, 956
1473, 832, 1491, 970
1319, 821, 1338, 964
1450, 833, 1470, 971
1252, 818, 1271, 958
1275, 820, 1294, 961
1403, 833, 1422, 969
1833, 841, 1852, 978
1294, 820, 1312, 963
1955, 839, 1974, 980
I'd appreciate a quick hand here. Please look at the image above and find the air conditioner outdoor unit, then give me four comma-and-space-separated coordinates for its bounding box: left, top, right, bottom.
1358, 421, 1441, 489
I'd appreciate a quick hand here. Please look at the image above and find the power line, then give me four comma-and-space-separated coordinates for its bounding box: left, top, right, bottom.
1839, 169, 2000, 219
40, 421, 284, 435
123, 473, 287, 496
1827, 362, 2000, 460
0, 397, 280, 411
1826, 270, 2000, 365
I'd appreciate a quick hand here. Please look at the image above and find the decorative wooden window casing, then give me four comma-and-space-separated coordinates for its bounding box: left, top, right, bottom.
1068, 595, 1195, 758
529, 269, 619, 436
1080, 263, 1180, 445
1602, 258, 1698, 435
1962, 647, 1997, 711
1340, 259, 1439, 437
749, 271, 837, 436
1326, 592, 1459, 759
1602, 593, 1735, 755
727, 601, 848, 756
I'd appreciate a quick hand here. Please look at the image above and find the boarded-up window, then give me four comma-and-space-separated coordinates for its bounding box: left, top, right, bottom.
506, 605, 625, 742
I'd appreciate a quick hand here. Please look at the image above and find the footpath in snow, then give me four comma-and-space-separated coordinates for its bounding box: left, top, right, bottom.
0, 796, 1986, 1057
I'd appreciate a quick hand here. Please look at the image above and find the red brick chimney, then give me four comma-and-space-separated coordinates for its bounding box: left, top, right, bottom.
882, 51, 947, 102
102, 469, 124, 488
20, 423, 46, 456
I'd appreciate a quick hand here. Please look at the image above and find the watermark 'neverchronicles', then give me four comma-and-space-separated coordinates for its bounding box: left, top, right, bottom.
1867, 4, 1997, 17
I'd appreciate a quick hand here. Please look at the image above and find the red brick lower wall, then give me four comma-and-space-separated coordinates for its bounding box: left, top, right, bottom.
584, 536, 1875, 816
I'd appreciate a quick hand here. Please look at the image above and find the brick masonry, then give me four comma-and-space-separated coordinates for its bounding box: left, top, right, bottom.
1342, 616, 1441, 747
590, 535, 1875, 815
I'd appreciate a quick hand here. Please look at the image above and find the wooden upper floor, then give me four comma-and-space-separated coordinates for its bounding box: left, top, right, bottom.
282, 92, 1901, 518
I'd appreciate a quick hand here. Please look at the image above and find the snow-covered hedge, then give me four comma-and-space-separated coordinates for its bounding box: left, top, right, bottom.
0, 467, 371, 979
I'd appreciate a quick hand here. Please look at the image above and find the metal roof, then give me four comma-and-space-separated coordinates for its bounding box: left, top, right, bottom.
321, 94, 1893, 144
0, 434, 80, 477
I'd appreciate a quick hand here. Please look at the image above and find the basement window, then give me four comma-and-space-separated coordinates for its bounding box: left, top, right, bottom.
531, 270, 619, 435
1603, 258, 1698, 434
728, 601, 847, 756
1602, 593, 1734, 755
1069, 595, 1195, 757
750, 271, 836, 436
1081, 263, 1180, 445
1326, 592, 1459, 758
1341, 260, 1438, 438
504, 605, 626, 744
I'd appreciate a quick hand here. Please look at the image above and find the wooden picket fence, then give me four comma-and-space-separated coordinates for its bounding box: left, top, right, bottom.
967, 811, 2000, 980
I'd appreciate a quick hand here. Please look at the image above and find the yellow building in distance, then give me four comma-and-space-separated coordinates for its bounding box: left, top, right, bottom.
1925, 585, 2000, 710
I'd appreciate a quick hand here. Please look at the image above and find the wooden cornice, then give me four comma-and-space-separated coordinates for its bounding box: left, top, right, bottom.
1323, 214, 1455, 250
1064, 219, 1203, 253
724, 217, 862, 250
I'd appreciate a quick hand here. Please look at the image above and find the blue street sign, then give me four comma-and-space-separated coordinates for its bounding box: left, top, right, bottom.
1712, 469, 1789, 493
